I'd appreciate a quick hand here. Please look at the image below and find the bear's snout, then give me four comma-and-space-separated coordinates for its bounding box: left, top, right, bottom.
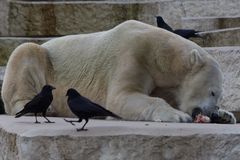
192, 106, 219, 118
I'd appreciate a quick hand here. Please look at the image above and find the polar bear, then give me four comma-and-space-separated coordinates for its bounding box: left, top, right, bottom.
1, 20, 236, 123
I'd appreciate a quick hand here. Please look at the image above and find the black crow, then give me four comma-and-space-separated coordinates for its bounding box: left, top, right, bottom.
156, 16, 174, 32
64, 88, 121, 131
156, 16, 201, 39
15, 85, 55, 123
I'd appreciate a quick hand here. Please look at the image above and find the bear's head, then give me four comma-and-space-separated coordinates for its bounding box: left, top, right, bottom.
178, 49, 223, 117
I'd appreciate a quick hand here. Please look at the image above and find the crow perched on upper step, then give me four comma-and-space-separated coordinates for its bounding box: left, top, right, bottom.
15, 85, 55, 123
156, 16, 201, 39
64, 88, 121, 131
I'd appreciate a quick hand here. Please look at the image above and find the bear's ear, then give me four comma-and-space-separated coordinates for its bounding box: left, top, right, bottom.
189, 49, 204, 68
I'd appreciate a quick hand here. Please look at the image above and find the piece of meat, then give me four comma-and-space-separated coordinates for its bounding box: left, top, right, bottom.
194, 114, 210, 123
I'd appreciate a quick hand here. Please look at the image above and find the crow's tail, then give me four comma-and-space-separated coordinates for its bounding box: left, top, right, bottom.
109, 112, 122, 119
15, 110, 25, 118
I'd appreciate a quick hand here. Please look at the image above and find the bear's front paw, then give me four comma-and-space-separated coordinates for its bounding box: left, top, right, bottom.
152, 108, 192, 123
211, 109, 236, 124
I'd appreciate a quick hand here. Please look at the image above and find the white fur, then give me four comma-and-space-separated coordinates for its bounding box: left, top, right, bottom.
1, 20, 235, 122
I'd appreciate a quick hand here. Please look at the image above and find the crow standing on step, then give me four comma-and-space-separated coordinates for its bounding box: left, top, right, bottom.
156, 16, 201, 39
64, 88, 122, 131
15, 85, 55, 123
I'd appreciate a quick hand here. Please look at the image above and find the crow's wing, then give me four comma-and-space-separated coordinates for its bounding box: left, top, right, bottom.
80, 96, 116, 114
81, 96, 122, 119
69, 96, 121, 118
23, 94, 43, 111
68, 97, 105, 114
15, 94, 43, 117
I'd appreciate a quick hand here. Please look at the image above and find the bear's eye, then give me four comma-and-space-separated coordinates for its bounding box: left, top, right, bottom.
211, 91, 215, 97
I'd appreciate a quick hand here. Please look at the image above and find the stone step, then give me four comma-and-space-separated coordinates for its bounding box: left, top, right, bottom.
191, 27, 240, 47
181, 16, 240, 31
0, 115, 240, 160
0, 36, 54, 66
1, 0, 239, 36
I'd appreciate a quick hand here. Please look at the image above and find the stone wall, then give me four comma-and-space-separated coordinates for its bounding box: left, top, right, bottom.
0, 0, 239, 36
0, 0, 9, 36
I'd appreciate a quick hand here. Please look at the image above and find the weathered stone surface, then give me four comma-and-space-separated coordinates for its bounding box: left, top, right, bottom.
0, 0, 9, 36
206, 47, 240, 112
191, 27, 240, 47
181, 16, 240, 31
7, 1, 158, 36
2, 0, 239, 36
181, 0, 240, 17
0, 37, 53, 65
0, 115, 240, 160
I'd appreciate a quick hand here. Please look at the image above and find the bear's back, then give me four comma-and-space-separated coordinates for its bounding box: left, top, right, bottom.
42, 20, 170, 55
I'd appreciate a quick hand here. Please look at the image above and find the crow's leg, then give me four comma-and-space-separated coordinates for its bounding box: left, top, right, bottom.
77, 118, 89, 131
42, 111, 55, 123
64, 118, 82, 126
34, 113, 40, 124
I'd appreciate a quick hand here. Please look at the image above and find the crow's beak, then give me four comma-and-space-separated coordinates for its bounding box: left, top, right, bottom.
52, 87, 56, 90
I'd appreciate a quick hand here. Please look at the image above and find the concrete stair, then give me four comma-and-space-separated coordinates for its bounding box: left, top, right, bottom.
1, 115, 240, 160
0, 0, 239, 36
